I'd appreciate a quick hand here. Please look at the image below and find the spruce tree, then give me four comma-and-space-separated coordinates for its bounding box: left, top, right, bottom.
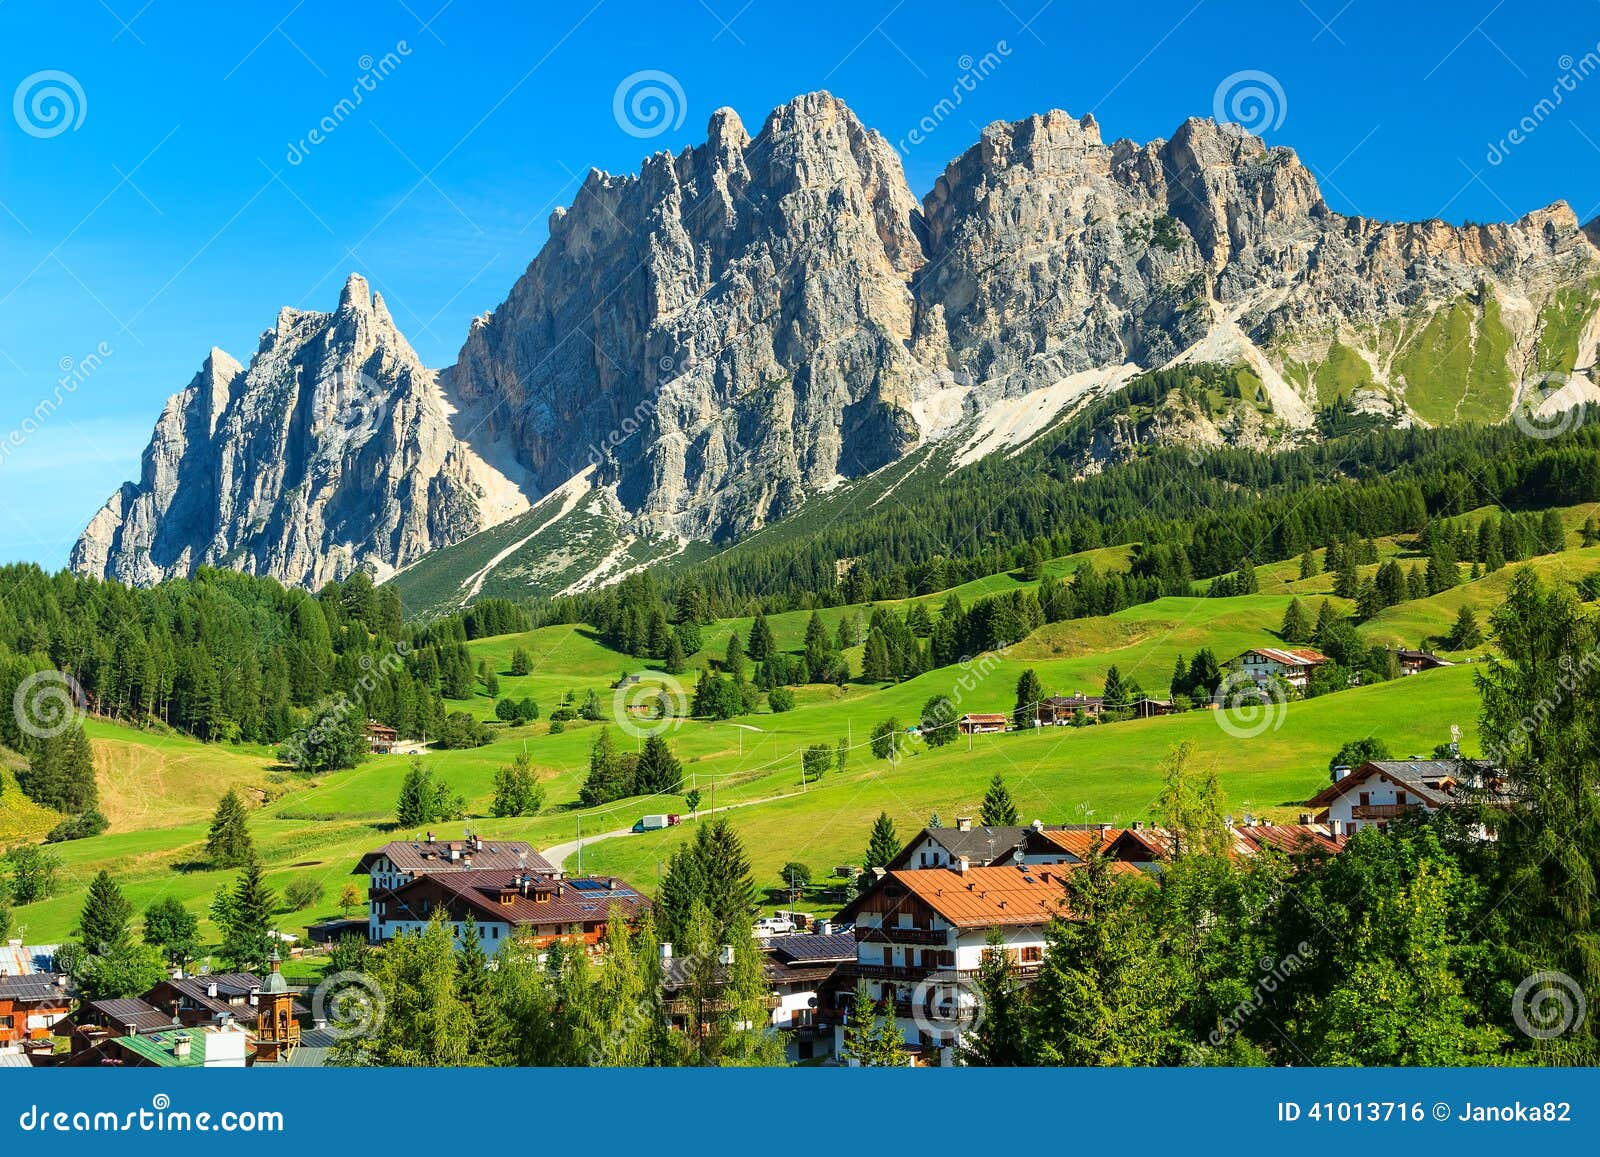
1280, 597, 1311, 644
1013, 668, 1043, 728
981, 773, 1020, 827
206, 788, 255, 868
747, 613, 774, 662
863, 811, 901, 871
215, 855, 276, 974
77, 869, 133, 952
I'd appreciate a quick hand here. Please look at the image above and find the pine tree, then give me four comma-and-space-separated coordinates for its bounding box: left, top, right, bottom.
215, 855, 276, 973
1299, 547, 1319, 580
1280, 597, 1311, 644
662, 631, 687, 675
981, 773, 1020, 827
580, 729, 625, 807
635, 734, 683, 795
205, 788, 255, 868
1013, 668, 1043, 728
17, 725, 97, 815
509, 647, 531, 676
1539, 509, 1567, 555
863, 811, 901, 870
1446, 605, 1483, 650
77, 870, 133, 953
747, 613, 774, 662
1102, 665, 1128, 710
1313, 599, 1339, 643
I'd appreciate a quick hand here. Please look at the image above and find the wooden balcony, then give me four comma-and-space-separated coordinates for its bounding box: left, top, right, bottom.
854, 925, 949, 946
1350, 803, 1418, 820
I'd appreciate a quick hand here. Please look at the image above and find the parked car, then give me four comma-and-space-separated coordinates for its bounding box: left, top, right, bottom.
754, 916, 796, 937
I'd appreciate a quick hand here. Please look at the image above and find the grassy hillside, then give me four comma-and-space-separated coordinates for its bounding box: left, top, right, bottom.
6, 512, 1597, 942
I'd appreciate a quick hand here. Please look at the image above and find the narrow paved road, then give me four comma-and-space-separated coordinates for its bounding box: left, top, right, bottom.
542, 788, 806, 872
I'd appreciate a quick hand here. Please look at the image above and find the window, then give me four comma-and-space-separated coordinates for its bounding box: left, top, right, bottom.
1020, 945, 1042, 964
1396, 792, 1407, 805
1358, 792, 1370, 806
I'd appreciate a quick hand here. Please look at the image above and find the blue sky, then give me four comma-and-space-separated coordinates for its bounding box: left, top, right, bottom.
1, 0, 1597, 570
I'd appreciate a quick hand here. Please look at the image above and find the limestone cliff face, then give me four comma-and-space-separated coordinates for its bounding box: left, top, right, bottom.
76, 94, 1600, 590
71, 275, 532, 588
449, 92, 934, 542
919, 113, 1600, 421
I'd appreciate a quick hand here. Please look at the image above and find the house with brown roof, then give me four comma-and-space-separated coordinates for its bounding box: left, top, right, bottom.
374, 868, 649, 952
834, 861, 1137, 1064
1392, 648, 1453, 676
956, 713, 1009, 735
0, 971, 72, 1055
1305, 758, 1496, 834
366, 720, 399, 754
1231, 646, 1331, 692
1036, 693, 1103, 724
355, 834, 555, 943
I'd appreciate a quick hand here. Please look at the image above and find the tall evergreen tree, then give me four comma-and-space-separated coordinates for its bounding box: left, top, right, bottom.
1280, 597, 1311, 644
863, 811, 901, 871
1013, 668, 1044, 728
77, 869, 133, 952
981, 773, 1020, 827
205, 788, 255, 868
746, 613, 774, 662
214, 855, 277, 973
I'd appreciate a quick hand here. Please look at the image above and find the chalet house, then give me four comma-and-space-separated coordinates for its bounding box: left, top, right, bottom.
835, 861, 1140, 1065
762, 932, 857, 1063
0, 972, 72, 1054
373, 868, 649, 951
1036, 693, 1103, 724
356, 835, 555, 943
1392, 649, 1453, 676
888, 817, 1107, 872
957, 713, 1008, 735
1305, 758, 1496, 834
142, 971, 300, 1028
1231, 647, 1330, 692
1037, 819, 1347, 869
366, 719, 399, 754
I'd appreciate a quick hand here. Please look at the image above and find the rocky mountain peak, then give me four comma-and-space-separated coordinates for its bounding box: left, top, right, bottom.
77, 94, 1600, 594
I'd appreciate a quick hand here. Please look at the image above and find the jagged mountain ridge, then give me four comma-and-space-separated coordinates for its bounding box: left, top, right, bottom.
75, 92, 1600, 592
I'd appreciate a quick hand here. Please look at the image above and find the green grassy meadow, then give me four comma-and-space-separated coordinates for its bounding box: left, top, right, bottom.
3, 506, 1597, 942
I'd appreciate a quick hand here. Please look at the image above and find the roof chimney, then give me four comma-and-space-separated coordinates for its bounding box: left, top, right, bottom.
955, 816, 972, 832
426, 831, 435, 843
955, 856, 970, 874
172, 1033, 191, 1059
1329, 820, 1344, 837
206, 981, 218, 999
660, 942, 673, 961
